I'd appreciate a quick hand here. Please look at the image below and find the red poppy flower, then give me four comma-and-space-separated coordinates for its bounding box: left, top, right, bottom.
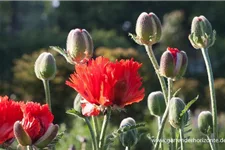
21, 102, 54, 142
66, 56, 145, 116
0, 96, 23, 144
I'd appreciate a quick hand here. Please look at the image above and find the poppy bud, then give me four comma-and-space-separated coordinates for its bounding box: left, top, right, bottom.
159, 47, 188, 80
34, 52, 57, 80
34, 124, 59, 148
147, 91, 166, 117
66, 28, 93, 64
132, 12, 161, 45
168, 97, 188, 129
14, 121, 32, 146
198, 111, 213, 135
119, 117, 138, 147
189, 16, 216, 49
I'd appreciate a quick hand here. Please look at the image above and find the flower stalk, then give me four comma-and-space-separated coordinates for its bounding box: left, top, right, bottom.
43, 80, 52, 111
144, 45, 168, 102
207, 135, 216, 150
201, 48, 218, 149
92, 116, 100, 147
85, 118, 97, 150
179, 122, 185, 150
99, 109, 111, 150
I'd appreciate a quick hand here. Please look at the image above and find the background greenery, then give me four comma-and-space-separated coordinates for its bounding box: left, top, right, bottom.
1, 1, 225, 150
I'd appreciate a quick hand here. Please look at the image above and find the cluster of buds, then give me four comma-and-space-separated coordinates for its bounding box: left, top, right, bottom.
147, 91, 166, 117
130, 12, 162, 45
51, 28, 93, 65
159, 47, 188, 80
189, 15, 216, 49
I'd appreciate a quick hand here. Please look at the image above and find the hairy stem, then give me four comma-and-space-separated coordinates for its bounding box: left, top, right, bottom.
144, 45, 168, 103
179, 123, 185, 150
99, 109, 111, 150
168, 79, 176, 150
207, 135, 216, 150
85, 118, 97, 150
92, 116, 100, 148
201, 48, 218, 150
42, 80, 52, 111
125, 146, 131, 150
157, 117, 164, 150
27, 146, 33, 150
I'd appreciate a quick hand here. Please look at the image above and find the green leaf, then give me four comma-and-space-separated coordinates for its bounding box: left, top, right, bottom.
173, 88, 181, 97
66, 108, 85, 120
50, 46, 66, 56
179, 95, 199, 118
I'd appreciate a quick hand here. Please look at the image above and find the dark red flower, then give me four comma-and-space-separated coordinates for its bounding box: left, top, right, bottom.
66, 56, 145, 116
21, 102, 54, 142
0, 96, 23, 144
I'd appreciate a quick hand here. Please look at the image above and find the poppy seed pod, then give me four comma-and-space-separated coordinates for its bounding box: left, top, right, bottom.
159, 47, 188, 80
34, 52, 57, 80
198, 111, 213, 135
135, 12, 162, 45
66, 28, 93, 64
147, 91, 166, 117
168, 97, 188, 129
189, 16, 216, 49
119, 117, 138, 147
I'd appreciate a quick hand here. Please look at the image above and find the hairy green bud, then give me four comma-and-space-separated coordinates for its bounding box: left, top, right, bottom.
198, 111, 213, 135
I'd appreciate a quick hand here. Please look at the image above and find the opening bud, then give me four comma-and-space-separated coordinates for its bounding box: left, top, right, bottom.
168, 97, 189, 129
66, 28, 93, 64
34, 124, 59, 148
119, 117, 138, 148
189, 16, 216, 49
147, 91, 166, 117
13, 121, 32, 146
34, 52, 57, 81
159, 47, 188, 80
198, 111, 213, 135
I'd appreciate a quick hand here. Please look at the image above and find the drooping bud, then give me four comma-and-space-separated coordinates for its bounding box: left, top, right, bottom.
147, 91, 166, 117
189, 16, 216, 49
14, 121, 32, 146
119, 117, 138, 147
66, 28, 93, 64
168, 97, 188, 129
130, 12, 161, 45
198, 111, 213, 135
34, 52, 57, 80
34, 124, 59, 148
159, 47, 188, 80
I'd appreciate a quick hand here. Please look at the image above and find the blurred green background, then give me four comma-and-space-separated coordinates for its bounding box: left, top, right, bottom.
1, 1, 225, 150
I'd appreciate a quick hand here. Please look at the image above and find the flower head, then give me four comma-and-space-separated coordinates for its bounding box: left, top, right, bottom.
66, 56, 145, 116
0, 96, 23, 145
20, 102, 54, 142
14, 102, 58, 148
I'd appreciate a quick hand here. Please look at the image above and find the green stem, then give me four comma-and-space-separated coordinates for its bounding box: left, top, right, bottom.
92, 116, 100, 148
201, 48, 218, 150
154, 105, 169, 150
42, 80, 51, 111
99, 109, 111, 150
27, 146, 33, 150
125, 146, 131, 150
144, 45, 168, 103
179, 123, 185, 150
168, 79, 176, 150
157, 117, 164, 150
207, 135, 216, 150
85, 117, 97, 150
